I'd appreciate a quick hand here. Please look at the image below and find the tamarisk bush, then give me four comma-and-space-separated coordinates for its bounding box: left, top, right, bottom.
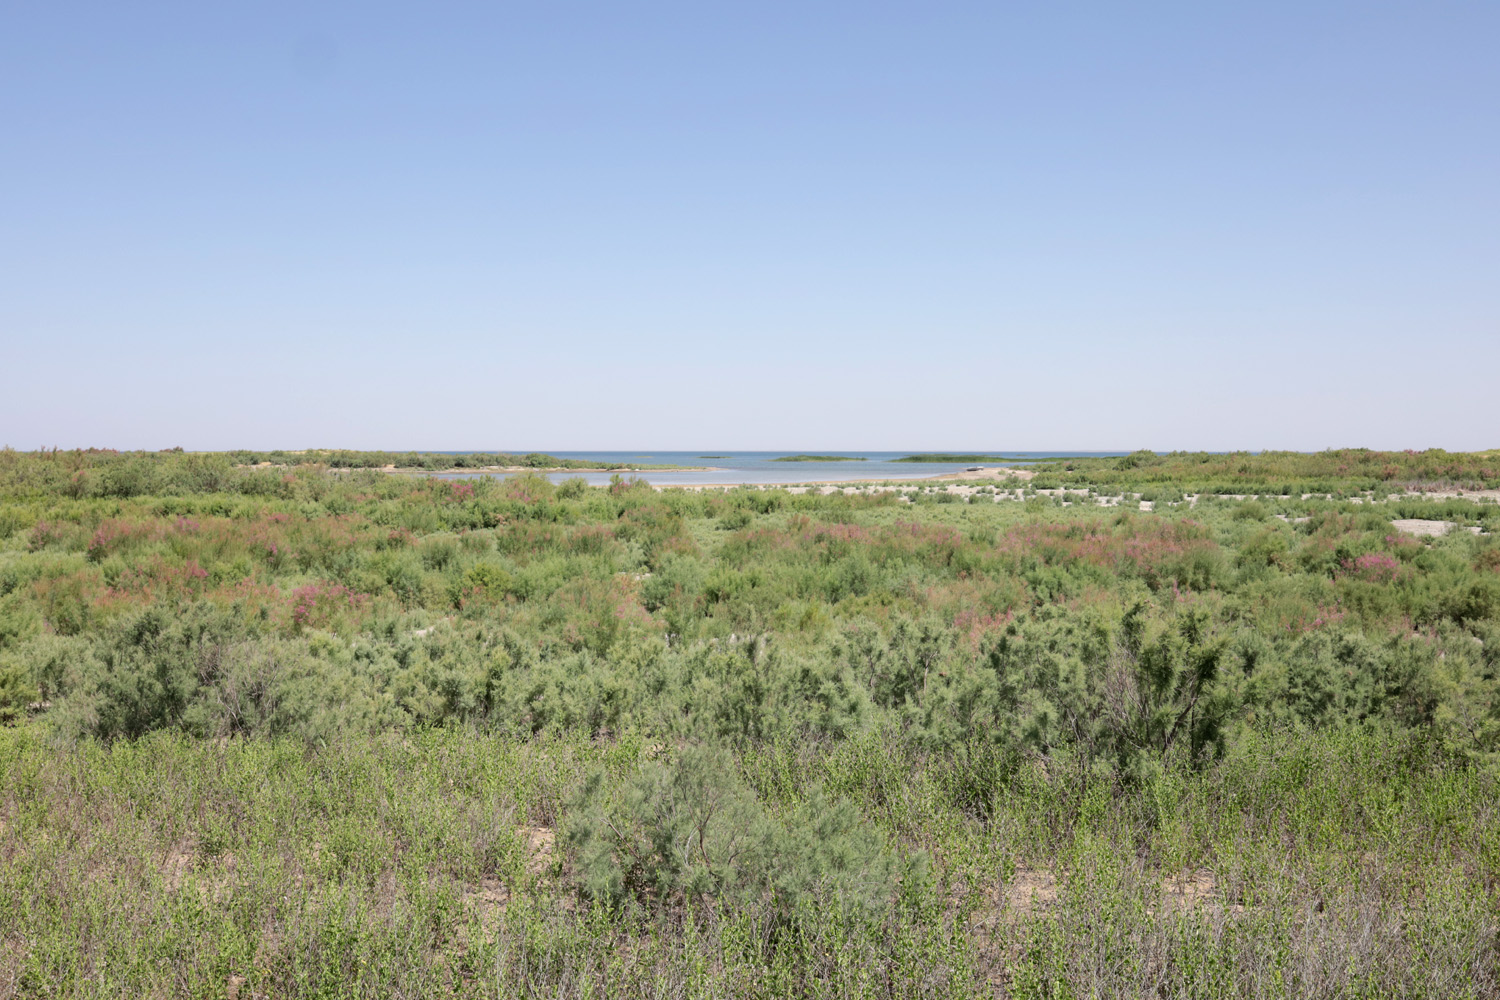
564, 745, 911, 922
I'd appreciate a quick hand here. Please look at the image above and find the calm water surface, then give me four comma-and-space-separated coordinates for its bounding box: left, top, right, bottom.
436, 452, 1125, 487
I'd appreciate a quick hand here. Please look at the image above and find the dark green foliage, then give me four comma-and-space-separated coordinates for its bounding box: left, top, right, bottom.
0, 660, 36, 723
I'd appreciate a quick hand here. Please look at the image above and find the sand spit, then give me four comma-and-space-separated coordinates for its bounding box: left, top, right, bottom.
659, 466, 1037, 491
654, 477, 1500, 520
252, 461, 1500, 510
423, 465, 712, 475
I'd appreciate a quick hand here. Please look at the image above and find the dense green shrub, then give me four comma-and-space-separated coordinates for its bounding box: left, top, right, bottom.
0, 454, 1492, 776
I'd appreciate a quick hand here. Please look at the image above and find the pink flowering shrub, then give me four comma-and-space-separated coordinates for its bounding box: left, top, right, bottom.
502, 473, 555, 503
289, 582, 368, 630
995, 517, 1221, 591
424, 480, 477, 503
27, 520, 74, 551
1339, 552, 1401, 583
86, 519, 164, 561
953, 608, 1016, 650
108, 557, 211, 597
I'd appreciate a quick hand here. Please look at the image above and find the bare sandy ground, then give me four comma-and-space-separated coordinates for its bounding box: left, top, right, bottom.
933, 467, 1037, 482
1390, 519, 1485, 537
431, 465, 684, 474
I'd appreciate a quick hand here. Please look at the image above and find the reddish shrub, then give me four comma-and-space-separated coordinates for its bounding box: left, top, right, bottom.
1339, 552, 1401, 583
289, 582, 368, 629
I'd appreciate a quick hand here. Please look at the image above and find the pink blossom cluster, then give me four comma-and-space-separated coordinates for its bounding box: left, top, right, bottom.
28, 520, 64, 551
1340, 552, 1400, 582
806, 523, 872, 544
108, 557, 210, 596
289, 582, 366, 627
87, 519, 160, 559
995, 520, 1215, 579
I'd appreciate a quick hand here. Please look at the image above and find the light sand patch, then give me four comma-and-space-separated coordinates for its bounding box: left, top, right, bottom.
933, 467, 1037, 483
464, 876, 511, 935
410, 617, 455, 638
519, 825, 556, 875
1002, 867, 1060, 915
463, 826, 557, 934
162, 844, 194, 890
1399, 488, 1500, 502
980, 867, 1248, 923
1158, 870, 1246, 916
1391, 519, 1484, 537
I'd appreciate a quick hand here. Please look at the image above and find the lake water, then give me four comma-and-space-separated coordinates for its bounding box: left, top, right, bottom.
436, 452, 1126, 487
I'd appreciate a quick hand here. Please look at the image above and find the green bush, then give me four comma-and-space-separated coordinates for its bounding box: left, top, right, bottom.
563, 745, 907, 920
555, 477, 589, 500
0, 659, 36, 723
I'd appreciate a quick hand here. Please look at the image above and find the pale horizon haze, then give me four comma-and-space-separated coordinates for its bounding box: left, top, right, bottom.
2, 2, 1496, 452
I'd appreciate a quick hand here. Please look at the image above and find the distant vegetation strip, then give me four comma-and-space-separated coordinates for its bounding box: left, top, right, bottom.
1, 447, 1495, 502
1023, 448, 1500, 493
262, 452, 687, 470
230, 450, 685, 471
771, 455, 867, 462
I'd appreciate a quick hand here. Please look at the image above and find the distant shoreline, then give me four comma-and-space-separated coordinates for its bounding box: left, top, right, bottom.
421, 465, 714, 476
423, 464, 1038, 486
654, 467, 1037, 489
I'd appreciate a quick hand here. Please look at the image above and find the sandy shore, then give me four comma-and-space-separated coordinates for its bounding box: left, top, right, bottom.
426, 465, 710, 475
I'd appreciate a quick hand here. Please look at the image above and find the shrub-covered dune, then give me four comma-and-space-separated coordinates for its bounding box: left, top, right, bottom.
0, 447, 1497, 997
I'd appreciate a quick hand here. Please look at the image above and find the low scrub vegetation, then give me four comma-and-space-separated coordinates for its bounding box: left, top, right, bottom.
770, 455, 867, 462
1032, 447, 1500, 494
1, 448, 1497, 997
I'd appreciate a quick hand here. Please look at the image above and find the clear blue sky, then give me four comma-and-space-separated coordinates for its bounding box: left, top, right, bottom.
3, 2, 1496, 452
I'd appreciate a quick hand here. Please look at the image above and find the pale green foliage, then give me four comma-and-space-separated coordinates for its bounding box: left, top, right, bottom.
564, 745, 907, 919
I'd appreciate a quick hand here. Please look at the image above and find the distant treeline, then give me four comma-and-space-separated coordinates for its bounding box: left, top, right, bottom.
0, 449, 669, 501
1, 447, 1496, 502
1026, 448, 1500, 493
770, 455, 867, 462
230, 450, 647, 471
